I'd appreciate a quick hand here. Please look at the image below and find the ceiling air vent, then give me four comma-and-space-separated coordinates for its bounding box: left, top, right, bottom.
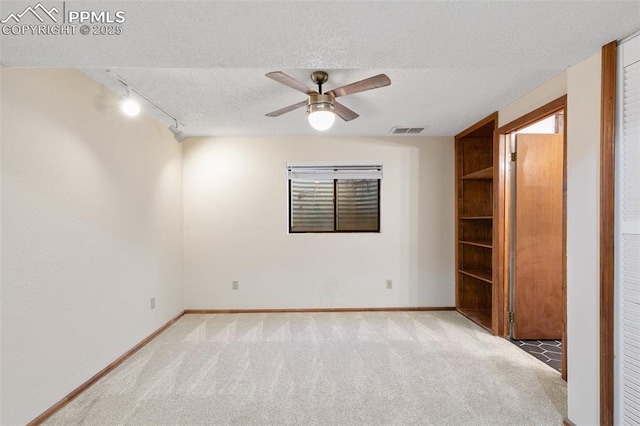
389, 126, 427, 135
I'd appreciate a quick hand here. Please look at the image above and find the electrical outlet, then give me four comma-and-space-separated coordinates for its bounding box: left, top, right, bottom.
150, 297, 156, 309
232, 280, 239, 290
386, 279, 393, 289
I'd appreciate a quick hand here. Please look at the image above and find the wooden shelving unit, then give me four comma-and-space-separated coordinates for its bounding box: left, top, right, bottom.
455, 113, 498, 333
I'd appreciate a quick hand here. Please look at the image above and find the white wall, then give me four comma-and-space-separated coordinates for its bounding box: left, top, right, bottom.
566, 51, 603, 425
0, 68, 184, 425
183, 136, 454, 309
498, 51, 603, 425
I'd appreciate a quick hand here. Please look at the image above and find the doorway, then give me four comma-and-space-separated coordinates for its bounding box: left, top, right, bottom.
510, 117, 564, 340
496, 96, 567, 379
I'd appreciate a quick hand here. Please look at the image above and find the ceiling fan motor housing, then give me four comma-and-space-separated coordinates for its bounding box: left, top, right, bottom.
307, 93, 334, 113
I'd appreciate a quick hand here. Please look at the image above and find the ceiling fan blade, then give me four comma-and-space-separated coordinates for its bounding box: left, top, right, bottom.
333, 101, 359, 122
266, 71, 318, 95
265, 100, 308, 117
327, 74, 391, 98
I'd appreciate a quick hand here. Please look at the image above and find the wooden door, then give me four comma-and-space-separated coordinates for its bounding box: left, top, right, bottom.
513, 133, 564, 339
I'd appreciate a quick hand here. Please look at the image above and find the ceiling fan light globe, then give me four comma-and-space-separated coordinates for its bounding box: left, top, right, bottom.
307, 110, 335, 131
306, 93, 336, 131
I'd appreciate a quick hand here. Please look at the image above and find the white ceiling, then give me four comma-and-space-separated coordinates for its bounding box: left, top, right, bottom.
1, 1, 639, 137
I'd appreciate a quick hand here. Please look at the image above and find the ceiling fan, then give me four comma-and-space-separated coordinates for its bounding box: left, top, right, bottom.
265, 71, 391, 131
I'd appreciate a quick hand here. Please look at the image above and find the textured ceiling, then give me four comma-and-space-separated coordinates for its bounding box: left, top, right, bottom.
1, 1, 639, 137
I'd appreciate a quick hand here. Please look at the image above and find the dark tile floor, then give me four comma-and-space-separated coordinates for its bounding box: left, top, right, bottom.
511, 339, 562, 373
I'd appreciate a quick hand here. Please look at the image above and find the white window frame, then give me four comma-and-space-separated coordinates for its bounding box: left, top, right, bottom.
286, 163, 383, 234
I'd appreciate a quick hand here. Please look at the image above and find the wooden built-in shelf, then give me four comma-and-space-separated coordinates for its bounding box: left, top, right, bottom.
458, 308, 492, 331
459, 240, 492, 249
458, 269, 492, 283
461, 167, 493, 180
455, 113, 498, 334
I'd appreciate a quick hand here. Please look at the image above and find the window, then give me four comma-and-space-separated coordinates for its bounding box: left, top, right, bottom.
288, 165, 382, 233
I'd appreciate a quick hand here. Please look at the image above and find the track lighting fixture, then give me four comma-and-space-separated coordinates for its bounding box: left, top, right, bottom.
115, 75, 186, 142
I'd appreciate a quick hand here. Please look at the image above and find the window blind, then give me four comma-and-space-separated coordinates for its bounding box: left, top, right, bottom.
289, 180, 335, 232
336, 179, 379, 231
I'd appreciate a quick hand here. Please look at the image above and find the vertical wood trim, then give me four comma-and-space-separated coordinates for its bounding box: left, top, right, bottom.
494, 132, 507, 336
501, 134, 512, 338
600, 40, 617, 426
454, 137, 462, 310
562, 97, 569, 381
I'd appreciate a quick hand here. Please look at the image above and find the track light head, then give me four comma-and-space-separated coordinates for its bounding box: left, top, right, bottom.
121, 97, 140, 117
169, 122, 187, 143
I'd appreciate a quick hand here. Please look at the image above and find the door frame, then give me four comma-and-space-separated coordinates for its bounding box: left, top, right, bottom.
495, 95, 568, 380
600, 40, 616, 426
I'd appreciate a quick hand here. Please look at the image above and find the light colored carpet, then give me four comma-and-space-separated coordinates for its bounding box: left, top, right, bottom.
45, 311, 566, 425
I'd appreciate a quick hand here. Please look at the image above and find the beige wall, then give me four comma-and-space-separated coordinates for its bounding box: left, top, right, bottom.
182, 136, 454, 309
498, 50, 603, 425
0, 68, 184, 425
498, 72, 567, 127
565, 50, 603, 425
